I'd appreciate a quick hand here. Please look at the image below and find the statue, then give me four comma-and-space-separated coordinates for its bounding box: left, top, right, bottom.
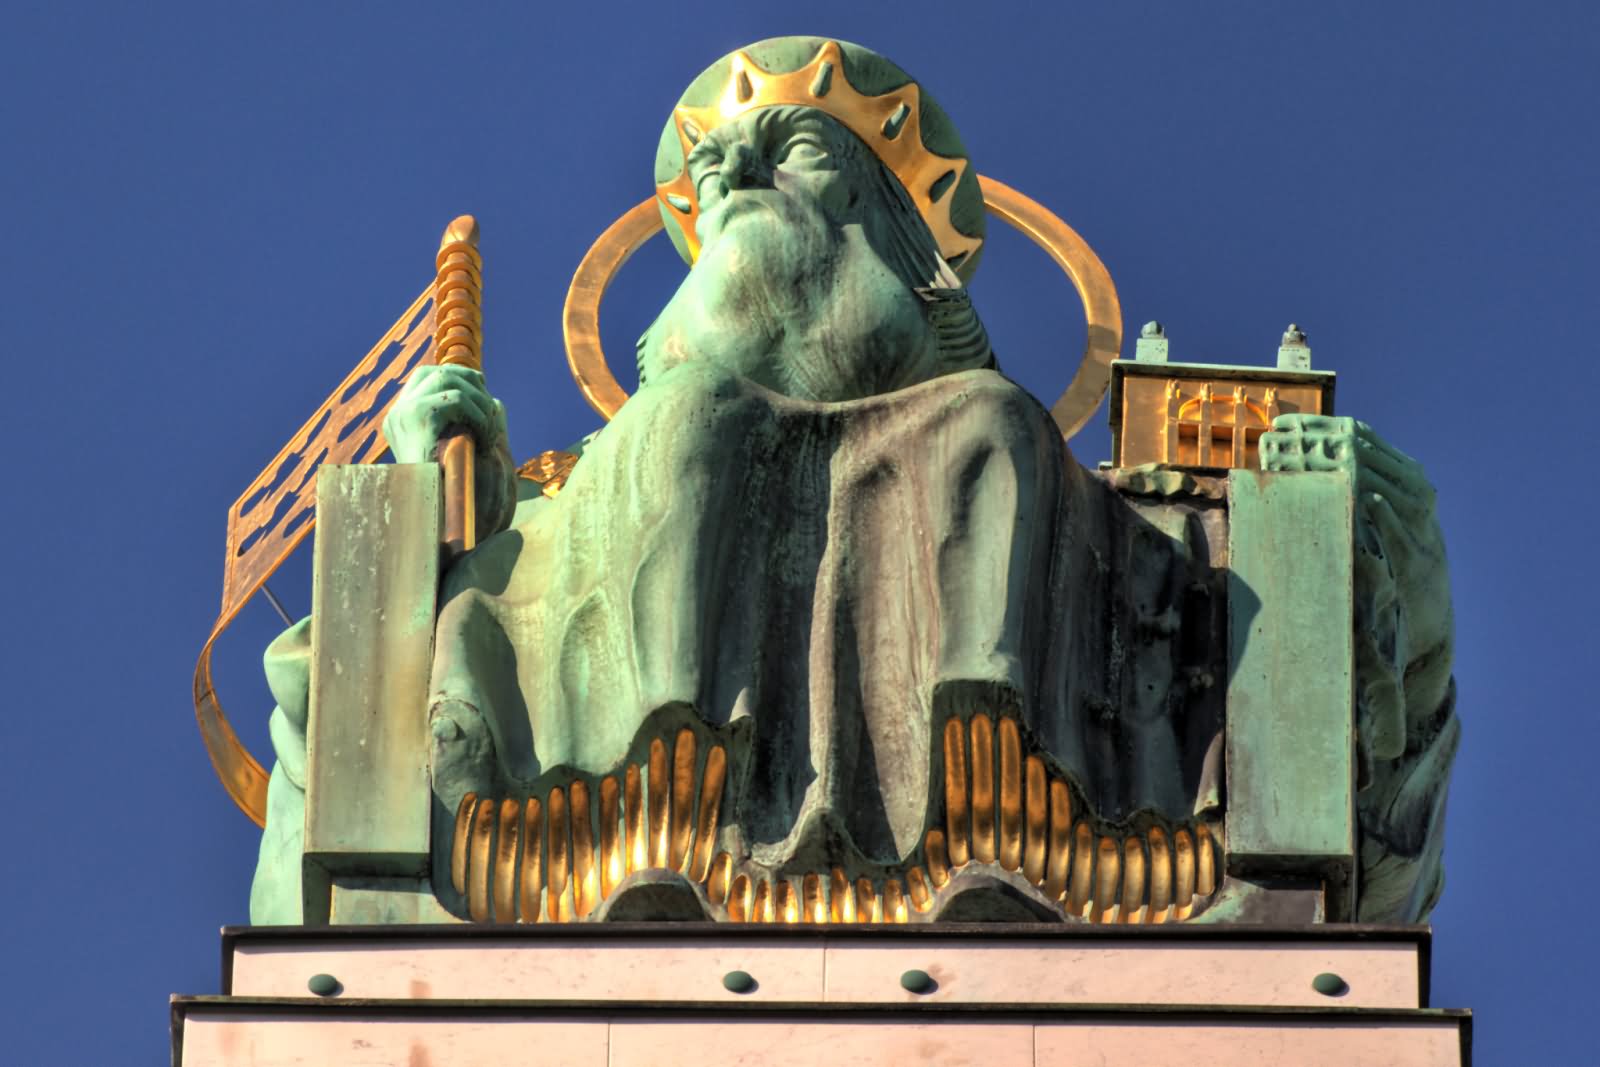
241, 37, 1457, 928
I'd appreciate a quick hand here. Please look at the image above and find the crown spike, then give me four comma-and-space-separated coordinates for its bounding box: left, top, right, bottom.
810, 60, 834, 97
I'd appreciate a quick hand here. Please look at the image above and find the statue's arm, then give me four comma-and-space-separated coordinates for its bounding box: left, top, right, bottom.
382, 364, 520, 540
1260, 415, 1460, 921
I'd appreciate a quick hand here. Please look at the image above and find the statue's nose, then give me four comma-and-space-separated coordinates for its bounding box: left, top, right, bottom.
720, 142, 764, 192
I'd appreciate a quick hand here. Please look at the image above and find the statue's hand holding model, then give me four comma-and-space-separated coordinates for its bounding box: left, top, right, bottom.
251, 37, 1457, 927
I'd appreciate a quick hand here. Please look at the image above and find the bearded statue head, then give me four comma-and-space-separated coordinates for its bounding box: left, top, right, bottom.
637, 38, 996, 401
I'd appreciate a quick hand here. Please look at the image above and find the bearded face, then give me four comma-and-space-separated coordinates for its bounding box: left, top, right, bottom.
637, 106, 958, 402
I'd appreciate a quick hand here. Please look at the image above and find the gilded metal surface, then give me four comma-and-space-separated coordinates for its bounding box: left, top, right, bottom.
802, 872, 824, 923
728, 874, 752, 922
706, 853, 732, 906
445, 717, 1219, 926
907, 867, 934, 913
493, 798, 521, 923
1068, 822, 1095, 916
1173, 828, 1196, 920
969, 715, 996, 865
1045, 779, 1072, 902
997, 717, 1023, 872
1023, 756, 1048, 885
518, 796, 544, 923
440, 435, 476, 555
195, 285, 435, 825
647, 738, 670, 869
978, 175, 1121, 439
830, 868, 854, 922
546, 786, 570, 922
467, 796, 495, 923
690, 745, 727, 881
776, 877, 795, 923
669, 728, 697, 872
516, 449, 579, 499
924, 829, 950, 888
624, 762, 645, 874
599, 775, 623, 896
884, 878, 908, 924
434, 216, 482, 370
570, 780, 599, 918
942, 718, 971, 867
450, 792, 477, 896
659, 42, 980, 268
564, 179, 1120, 439
1121, 836, 1147, 925
1148, 826, 1173, 924
435, 216, 483, 555
856, 877, 880, 923
1091, 836, 1120, 924
1115, 364, 1329, 470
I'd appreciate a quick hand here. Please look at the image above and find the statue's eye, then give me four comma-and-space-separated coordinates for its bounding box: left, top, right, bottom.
694, 167, 722, 200
778, 139, 828, 166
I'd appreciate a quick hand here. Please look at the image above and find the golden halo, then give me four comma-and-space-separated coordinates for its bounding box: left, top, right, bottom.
563, 175, 1122, 438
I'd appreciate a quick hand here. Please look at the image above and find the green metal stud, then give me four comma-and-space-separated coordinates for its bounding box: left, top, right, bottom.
1312, 972, 1348, 997
722, 970, 757, 994
900, 969, 937, 994
307, 973, 340, 997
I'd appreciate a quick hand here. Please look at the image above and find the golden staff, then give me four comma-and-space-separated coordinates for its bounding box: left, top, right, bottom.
433, 215, 483, 553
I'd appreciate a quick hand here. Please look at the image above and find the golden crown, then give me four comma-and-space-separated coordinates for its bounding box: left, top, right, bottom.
657, 40, 983, 267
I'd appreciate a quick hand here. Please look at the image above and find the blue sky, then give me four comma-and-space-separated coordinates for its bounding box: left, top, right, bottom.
3, 2, 1595, 1062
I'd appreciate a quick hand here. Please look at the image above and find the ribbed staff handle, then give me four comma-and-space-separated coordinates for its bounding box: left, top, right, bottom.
434, 214, 483, 554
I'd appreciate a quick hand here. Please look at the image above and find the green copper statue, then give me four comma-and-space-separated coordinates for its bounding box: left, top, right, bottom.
248, 37, 1457, 928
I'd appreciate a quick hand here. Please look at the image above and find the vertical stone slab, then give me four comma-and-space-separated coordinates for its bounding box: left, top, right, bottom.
1226, 469, 1354, 913
303, 464, 440, 922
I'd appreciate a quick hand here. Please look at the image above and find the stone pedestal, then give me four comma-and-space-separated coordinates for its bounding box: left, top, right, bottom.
172, 924, 1469, 1065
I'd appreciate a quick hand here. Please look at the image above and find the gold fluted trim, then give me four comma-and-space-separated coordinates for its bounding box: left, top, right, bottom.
1044, 779, 1072, 901
493, 798, 521, 923
755, 877, 776, 923
907, 867, 934, 912
857, 877, 880, 923
1121, 836, 1147, 925
942, 718, 971, 867
884, 878, 909, 923
1173, 828, 1196, 920
570, 780, 599, 918
467, 796, 495, 923
598, 775, 623, 897
969, 715, 997, 865
706, 852, 733, 906
1147, 826, 1172, 924
518, 796, 544, 923
1068, 822, 1094, 916
998, 718, 1024, 872
802, 872, 825, 923
624, 762, 645, 874
669, 728, 697, 872
729, 874, 752, 922
450, 792, 477, 896
776, 879, 799, 924
689, 745, 727, 882
830, 868, 855, 923
546, 786, 571, 922
1023, 756, 1048, 885
1196, 824, 1216, 896
925, 829, 951, 888
647, 738, 670, 869
1091, 836, 1120, 923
